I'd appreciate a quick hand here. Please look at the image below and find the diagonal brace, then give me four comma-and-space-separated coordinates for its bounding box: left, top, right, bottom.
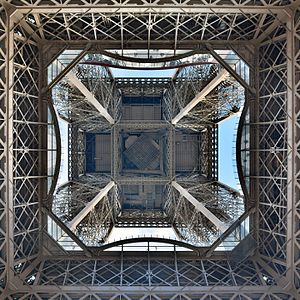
172, 69, 228, 124
68, 181, 115, 231
172, 181, 228, 233
65, 70, 115, 124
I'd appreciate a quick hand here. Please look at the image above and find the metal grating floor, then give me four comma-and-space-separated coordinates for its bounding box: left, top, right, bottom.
123, 134, 160, 170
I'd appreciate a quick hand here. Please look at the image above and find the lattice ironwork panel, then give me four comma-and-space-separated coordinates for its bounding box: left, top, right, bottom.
19, 257, 265, 287
257, 22, 290, 283
0, 3, 7, 293
290, 7, 300, 292
0, 5, 46, 296
11, 25, 42, 278
4, 291, 296, 300
7, 0, 294, 6
1, 2, 287, 52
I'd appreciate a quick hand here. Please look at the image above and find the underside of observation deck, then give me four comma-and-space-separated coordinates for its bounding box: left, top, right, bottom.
51, 51, 244, 247
0, 1, 300, 299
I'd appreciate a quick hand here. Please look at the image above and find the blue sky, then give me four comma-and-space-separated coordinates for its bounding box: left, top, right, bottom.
218, 115, 239, 190
57, 118, 69, 187
110, 68, 176, 77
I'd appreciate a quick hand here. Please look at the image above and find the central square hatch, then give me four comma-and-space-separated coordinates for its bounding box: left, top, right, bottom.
123, 134, 160, 170
120, 128, 168, 177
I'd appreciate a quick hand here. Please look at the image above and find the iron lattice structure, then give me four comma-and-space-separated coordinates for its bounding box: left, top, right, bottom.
0, 1, 300, 299
50, 58, 244, 246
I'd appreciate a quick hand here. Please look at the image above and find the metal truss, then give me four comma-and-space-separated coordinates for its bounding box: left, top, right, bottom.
52, 82, 109, 130
164, 62, 245, 132
199, 125, 218, 180
112, 121, 174, 182
166, 180, 244, 246
172, 65, 227, 125
1, 0, 300, 299
5, 0, 293, 51
65, 66, 114, 124
115, 77, 170, 97
3, 254, 293, 299
51, 177, 116, 246
253, 6, 300, 296
115, 211, 171, 228
68, 124, 85, 180
169, 63, 219, 123
4, 292, 295, 300
52, 66, 115, 131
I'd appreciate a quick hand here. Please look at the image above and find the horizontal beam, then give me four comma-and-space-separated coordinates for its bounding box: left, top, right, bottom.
116, 121, 172, 129
39, 40, 255, 50
115, 177, 171, 185
14, 5, 286, 15
172, 181, 228, 233
67, 181, 115, 231
172, 69, 229, 124
65, 70, 114, 124
12, 284, 286, 294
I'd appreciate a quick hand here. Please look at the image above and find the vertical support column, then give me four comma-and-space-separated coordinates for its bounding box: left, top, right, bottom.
120, 245, 124, 286
112, 125, 119, 179
204, 127, 210, 179
0, 6, 8, 291
212, 124, 218, 180
147, 242, 151, 287
174, 245, 180, 286
286, 11, 298, 289
168, 125, 175, 179
4, 10, 15, 287
38, 44, 49, 250
293, 7, 300, 290
250, 47, 260, 241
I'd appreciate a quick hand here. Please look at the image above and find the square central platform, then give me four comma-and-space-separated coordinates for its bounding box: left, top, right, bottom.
123, 133, 161, 171
120, 128, 167, 176
113, 122, 173, 180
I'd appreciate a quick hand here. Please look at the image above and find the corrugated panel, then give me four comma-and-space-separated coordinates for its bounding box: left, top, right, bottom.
95, 134, 111, 172
122, 105, 162, 120
175, 133, 200, 172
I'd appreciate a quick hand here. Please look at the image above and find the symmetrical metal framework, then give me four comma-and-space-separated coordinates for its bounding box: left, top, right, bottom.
49, 52, 245, 246
0, 0, 300, 299
48, 62, 241, 248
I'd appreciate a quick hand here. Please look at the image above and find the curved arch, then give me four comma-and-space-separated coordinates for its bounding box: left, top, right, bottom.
46, 95, 62, 207
91, 236, 201, 252
80, 61, 217, 71
235, 99, 250, 206
81, 49, 214, 71
94, 49, 207, 64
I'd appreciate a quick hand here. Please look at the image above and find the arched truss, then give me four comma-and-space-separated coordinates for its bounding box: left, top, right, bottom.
0, 1, 300, 299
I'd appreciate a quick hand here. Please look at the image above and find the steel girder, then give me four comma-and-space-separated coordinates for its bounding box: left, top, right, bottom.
255, 6, 300, 295
0, 1, 300, 299
0, 0, 295, 51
